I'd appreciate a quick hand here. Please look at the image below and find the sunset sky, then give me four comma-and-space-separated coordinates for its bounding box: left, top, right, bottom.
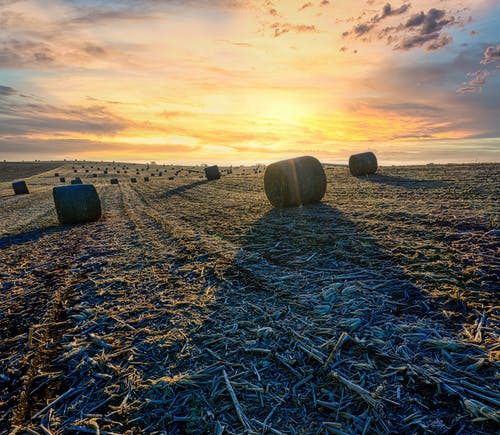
0, 0, 499, 164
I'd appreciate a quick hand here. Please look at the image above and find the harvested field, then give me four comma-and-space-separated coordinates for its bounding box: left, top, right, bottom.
0, 162, 63, 182
0, 162, 499, 434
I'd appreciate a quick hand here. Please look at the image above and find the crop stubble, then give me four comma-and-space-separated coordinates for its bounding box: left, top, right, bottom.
0, 163, 498, 434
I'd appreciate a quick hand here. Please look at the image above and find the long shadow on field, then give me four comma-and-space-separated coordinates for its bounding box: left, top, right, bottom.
160, 180, 209, 200
226, 202, 497, 433
359, 174, 448, 189
0, 226, 67, 250
237, 203, 423, 307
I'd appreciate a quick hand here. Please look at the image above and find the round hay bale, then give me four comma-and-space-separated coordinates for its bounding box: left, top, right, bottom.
12, 180, 29, 195
103, 170, 108, 174
71, 177, 82, 185
144, 176, 149, 182
349, 152, 377, 176
264, 156, 326, 208
85, 169, 89, 173
74, 169, 78, 173
54, 173, 59, 177
53, 184, 101, 224
168, 176, 174, 180
110, 178, 119, 184
205, 165, 221, 181
59, 177, 66, 183
131, 177, 137, 183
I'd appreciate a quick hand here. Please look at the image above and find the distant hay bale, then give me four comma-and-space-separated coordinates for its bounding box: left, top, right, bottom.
85, 169, 89, 173
158, 172, 163, 176
59, 177, 66, 183
54, 173, 59, 177
144, 176, 149, 182
349, 152, 378, 176
12, 180, 29, 195
74, 169, 78, 173
131, 177, 137, 183
168, 176, 174, 180
71, 178, 82, 185
103, 170, 108, 174
53, 184, 101, 225
205, 165, 221, 181
264, 156, 326, 208
110, 178, 119, 184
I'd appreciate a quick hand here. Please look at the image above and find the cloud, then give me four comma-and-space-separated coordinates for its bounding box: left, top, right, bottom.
0, 84, 16, 96
0, 137, 202, 155
271, 22, 318, 37
481, 45, 500, 65
403, 8, 451, 35
395, 33, 452, 51
344, 4, 459, 51
0, 94, 127, 136
374, 3, 411, 23
298, 2, 313, 12
458, 45, 500, 93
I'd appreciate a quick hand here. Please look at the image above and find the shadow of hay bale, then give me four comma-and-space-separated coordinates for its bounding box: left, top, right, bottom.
233, 203, 425, 311
160, 180, 209, 200
359, 174, 448, 189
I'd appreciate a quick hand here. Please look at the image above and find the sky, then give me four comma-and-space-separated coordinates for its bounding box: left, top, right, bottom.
0, 0, 499, 165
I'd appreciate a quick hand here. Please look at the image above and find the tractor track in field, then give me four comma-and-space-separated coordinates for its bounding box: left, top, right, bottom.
4, 185, 126, 431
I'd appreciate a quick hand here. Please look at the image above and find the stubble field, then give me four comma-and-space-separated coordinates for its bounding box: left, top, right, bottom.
0, 162, 498, 434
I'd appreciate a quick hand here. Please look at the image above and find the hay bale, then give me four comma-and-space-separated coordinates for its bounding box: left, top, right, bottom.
53, 184, 101, 224
71, 177, 82, 185
103, 170, 108, 174
264, 156, 326, 208
59, 177, 66, 183
85, 169, 89, 173
205, 165, 221, 181
110, 178, 119, 184
349, 152, 377, 176
74, 169, 78, 173
12, 180, 29, 195
168, 176, 174, 180
131, 177, 137, 183
54, 173, 59, 177
144, 176, 149, 182
92, 174, 97, 178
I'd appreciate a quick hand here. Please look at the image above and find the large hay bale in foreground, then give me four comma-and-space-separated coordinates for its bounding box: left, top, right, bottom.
205, 165, 221, 181
12, 180, 29, 195
264, 156, 326, 208
349, 152, 378, 176
71, 178, 82, 185
53, 184, 101, 224
110, 178, 119, 184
